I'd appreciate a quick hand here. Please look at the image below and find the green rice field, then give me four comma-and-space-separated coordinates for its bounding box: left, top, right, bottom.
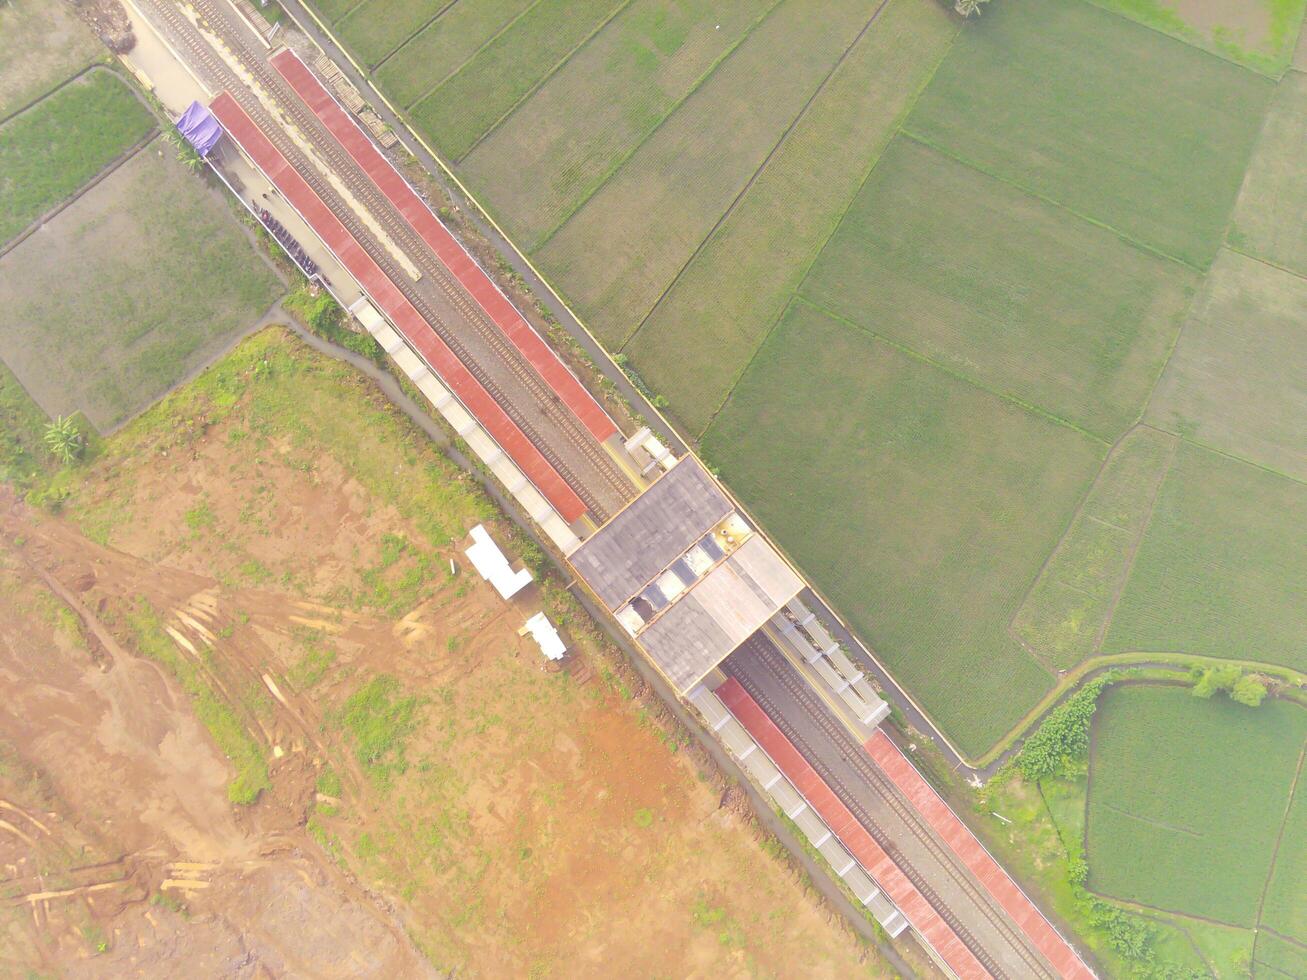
312, 0, 1307, 764
1012, 426, 1175, 670
1146, 250, 1307, 481
0, 0, 103, 121
702, 301, 1102, 754
0, 70, 154, 245
0, 144, 283, 431
1086, 684, 1307, 930
460, 0, 779, 250
1090, 0, 1307, 75
799, 138, 1193, 441
626, 0, 957, 435
1103, 443, 1307, 674
534, 0, 881, 347
409, 0, 626, 161
906, 0, 1272, 269
1230, 70, 1307, 276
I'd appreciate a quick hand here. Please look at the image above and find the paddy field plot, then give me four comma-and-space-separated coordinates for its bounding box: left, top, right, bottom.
1261, 769, 1307, 943
1255, 931, 1307, 979
0, 145, 283, 431
907, 0, 1272, 268
799, 138, 1194, 441
535, 0, 882, 349
1012, 426, 1176, 670
1090, 0, 1307, 75
1230, 69, 1307, 276
459, 0, 779, 250
625, 0, 957, 436
0, 70, 154, 246
0, 0, 103, 121
374, 0, 536, 108
408, 0, 626, 161
1086, 683, 1307, 929
703, 301, 1103, 756
1103, 443, 1307, 673
1146, 249, 1307, 481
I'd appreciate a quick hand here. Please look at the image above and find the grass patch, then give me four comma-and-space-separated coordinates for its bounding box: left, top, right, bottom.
1089, 0, 1307, 75
0, 0, 103, 120
800, 137, 1194, 440
905, 0, 1273, 268
332, 674, 423, 789
409, 0, 625, 160
0, 70, 154, 245
1086, 683, 1307, 929
1147, 248, 1307, 480
1013, 426, 1175, 669
1230, 71, 1307, 277
1103, 442, 1307, 674
373, 0, 534, 107
626, 0, 957, 435
703, 301, 1103, 755
460, 0, 777, 248
0, 144, 283, 431
121, 599, 269, 804
0, 360, 52, 489
534, 0, 881, 348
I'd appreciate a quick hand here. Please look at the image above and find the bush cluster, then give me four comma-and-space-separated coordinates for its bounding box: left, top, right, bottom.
1015, 675, 1110, 782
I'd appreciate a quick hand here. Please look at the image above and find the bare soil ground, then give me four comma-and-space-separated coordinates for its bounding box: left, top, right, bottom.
0, 327, 895, 977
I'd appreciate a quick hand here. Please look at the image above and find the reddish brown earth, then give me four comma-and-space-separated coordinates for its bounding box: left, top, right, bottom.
0, 329, 904, 977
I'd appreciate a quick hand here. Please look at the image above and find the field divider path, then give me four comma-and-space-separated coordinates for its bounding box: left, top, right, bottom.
524, 0, 787, 255
793, 296, 1112, 446
0, 127, 158, 261
898, 130, 1205, 275
1087, 430, 1178, 655
450, 0, 637, 165
368, 0, 459, 72
1252, 740, 1307, 942
609, 0, 895, 346
391, 0, 548, 110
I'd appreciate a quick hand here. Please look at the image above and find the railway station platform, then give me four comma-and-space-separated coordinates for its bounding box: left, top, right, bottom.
267, 48, 619, 447
207, 91, 589, 527
718, 631, 1086, 980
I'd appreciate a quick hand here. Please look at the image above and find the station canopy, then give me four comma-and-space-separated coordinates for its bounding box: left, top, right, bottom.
175, 101, 223, 157
569, 457, 803, 694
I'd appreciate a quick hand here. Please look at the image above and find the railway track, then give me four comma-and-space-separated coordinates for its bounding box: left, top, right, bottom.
146, 0, 633, 521
726, 635, 1057, 980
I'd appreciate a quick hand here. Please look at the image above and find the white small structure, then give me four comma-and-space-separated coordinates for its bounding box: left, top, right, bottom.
464, 524, 533, 599
520, 612, 566, 661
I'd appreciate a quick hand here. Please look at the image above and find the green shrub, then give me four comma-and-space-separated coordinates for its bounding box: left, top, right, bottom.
1016, 675, 1110, 781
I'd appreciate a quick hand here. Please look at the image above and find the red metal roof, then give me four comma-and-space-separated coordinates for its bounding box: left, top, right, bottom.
866, 730, 1096, 980
268, 50, 619, 445
715, 677, 992, 980
209, 91, 588, 525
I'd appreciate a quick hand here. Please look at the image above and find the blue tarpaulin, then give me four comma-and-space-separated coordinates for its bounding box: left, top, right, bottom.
175, 101, 223, 157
